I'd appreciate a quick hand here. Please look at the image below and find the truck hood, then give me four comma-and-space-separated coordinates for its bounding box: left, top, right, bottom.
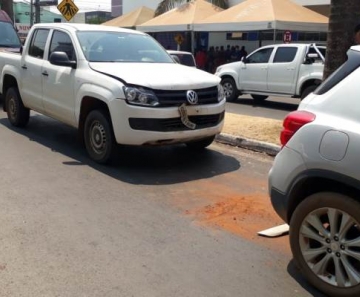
89, 62, 220, 90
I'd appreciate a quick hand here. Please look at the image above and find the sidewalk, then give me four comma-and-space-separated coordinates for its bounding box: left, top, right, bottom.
215, 112, 283, 156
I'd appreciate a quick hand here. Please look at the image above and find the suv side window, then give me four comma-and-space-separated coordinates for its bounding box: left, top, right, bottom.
273, 47, 298, 63
246, 48, 273, 64
29, 29, 50, 59
49, 30, 76, 61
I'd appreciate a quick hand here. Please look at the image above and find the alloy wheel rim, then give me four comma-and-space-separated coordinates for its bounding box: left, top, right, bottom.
9, 97, 17, 120
223, 83, 233, 98
89, 120, 107, 155
300, 207, 360, 288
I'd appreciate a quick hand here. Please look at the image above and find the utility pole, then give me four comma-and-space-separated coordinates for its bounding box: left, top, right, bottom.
35, 0, 40, 23
30, 0, 34, 26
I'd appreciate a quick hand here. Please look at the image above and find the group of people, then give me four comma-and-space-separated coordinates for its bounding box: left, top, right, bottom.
195, 45, 248, 73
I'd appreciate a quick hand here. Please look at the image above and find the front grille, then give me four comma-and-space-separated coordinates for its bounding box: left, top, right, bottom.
129, 112, 224, 132
153, 86, 218, 107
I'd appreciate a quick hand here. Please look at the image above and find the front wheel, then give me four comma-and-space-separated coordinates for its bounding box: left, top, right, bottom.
84, 109, 116, 164
290, 192, 360, 297
5, 87, 30, 127
221, 78, 239, 102
186, 136, 215, 150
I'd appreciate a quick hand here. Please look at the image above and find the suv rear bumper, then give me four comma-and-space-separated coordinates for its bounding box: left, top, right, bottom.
269, 186, 288, 222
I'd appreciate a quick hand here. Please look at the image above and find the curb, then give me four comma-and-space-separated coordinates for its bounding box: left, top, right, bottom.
215, 133, 281, 156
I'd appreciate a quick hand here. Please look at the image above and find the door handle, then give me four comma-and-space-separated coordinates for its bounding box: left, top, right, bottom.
42, 71, 49, 76
21, 65, 27, 69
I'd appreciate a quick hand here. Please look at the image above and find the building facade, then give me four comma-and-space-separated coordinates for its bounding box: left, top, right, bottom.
111, 0, 123, 18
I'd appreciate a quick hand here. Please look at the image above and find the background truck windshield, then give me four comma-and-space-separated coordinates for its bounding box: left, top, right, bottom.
77, 31, 174, 63
0, 21, 21, 48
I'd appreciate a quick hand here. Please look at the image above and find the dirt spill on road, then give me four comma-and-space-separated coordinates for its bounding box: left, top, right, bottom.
183, 177, 291, 254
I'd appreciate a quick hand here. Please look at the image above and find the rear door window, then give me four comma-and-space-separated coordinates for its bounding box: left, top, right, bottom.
273, 47, 298, 63
29, 29, 50, 59
315, 49, 360, 95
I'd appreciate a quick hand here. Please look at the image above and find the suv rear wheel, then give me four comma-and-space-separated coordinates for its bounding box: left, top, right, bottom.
290, 192, 360, 297
5, 87, 30, 127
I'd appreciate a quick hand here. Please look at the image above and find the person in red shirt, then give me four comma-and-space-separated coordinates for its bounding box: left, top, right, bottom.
195, 47, 207, 70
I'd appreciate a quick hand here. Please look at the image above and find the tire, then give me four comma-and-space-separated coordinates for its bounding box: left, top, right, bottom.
290, 192, 360, 297
5, 87, 30, 127
221, 78, 239, 102
301, 85, 317, 100
84, 109, 116, 164
251, 94, 268, 103
186, 136, 215, 150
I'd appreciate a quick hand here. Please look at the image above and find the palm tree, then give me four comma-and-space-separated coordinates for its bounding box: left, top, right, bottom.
155, 0, 228, 16
323, 0, 360, 80
0, 0, 14, 22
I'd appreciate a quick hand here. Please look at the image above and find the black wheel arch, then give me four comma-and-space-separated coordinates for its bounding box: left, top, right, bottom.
286, 169, 360, 223
78, 97, 111, 143
299, 79, 322, 97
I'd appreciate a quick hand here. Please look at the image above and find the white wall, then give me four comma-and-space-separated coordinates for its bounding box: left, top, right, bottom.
123, 0, 330, 14
123, 0, 161, 13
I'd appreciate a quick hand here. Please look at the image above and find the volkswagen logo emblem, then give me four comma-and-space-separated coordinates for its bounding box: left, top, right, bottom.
186, 90, 198, 105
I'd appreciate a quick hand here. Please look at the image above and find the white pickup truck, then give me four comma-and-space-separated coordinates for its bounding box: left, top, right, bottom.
0, 23, 225, 163
215, 43, 325, 102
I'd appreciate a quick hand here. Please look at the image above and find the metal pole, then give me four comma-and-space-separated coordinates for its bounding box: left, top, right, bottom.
35, 0, 40, 24
30, 0, 33, 26
191, 30, 195, 54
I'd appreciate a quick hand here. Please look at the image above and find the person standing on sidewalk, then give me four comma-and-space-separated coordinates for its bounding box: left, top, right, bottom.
354, 24, 360, 44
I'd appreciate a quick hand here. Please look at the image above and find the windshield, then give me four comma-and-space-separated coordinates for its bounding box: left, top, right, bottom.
77, 31, 174, 63
171, 53, 195, 67
0, 21, 21, 48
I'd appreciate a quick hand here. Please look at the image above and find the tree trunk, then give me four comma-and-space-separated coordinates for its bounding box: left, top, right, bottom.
323, 0, 360, 80
0, 0, 14, 23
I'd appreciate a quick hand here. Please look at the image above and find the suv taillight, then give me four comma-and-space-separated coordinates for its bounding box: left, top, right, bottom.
280, 111, 316, 146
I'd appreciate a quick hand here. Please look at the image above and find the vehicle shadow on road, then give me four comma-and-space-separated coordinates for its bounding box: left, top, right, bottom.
234, 98, 299, 112
287, 260, 326, 297
0, 115, 240, 185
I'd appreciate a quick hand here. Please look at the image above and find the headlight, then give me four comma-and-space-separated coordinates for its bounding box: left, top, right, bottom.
217, 84, 225, 102
123, 86, 159, 107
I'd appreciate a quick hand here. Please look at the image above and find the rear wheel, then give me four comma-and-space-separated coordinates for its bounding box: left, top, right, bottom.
5, 87, 29, 127
290, 192, 360, 297
221, 78, 239, 102
84, 109, 116, 164
186, 136, 215, 150
301, 85, 317, 100
251, 94, 268, 103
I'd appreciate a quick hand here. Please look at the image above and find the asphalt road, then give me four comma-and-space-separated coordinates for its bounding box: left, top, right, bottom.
0, 111, 324, 297
226, 95, 300, 120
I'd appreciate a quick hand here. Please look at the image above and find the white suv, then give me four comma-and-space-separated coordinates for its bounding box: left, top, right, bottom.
269, 46, 360, 297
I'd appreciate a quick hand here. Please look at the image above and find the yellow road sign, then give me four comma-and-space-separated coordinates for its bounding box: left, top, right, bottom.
174, 34, 184, 45
57, 0, 79, 22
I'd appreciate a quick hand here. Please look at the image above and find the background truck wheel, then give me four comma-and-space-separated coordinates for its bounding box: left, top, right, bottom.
221, 78, 239, 102
251, 95, 268, 103
290, 192, 360, 297
301, 85, 317, 100
186, 136, 215, 150
5, 87, 30, 127
84, 109, 116, 164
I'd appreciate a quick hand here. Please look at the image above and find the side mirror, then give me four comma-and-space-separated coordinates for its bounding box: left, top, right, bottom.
241, 56, 247, 64
49, 51, 77, 69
